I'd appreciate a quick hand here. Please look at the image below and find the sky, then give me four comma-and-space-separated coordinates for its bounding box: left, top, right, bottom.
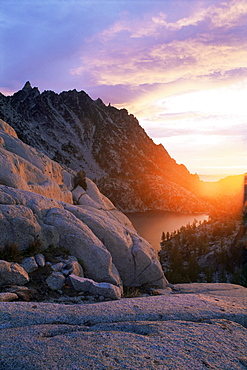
1, 0, 247, 178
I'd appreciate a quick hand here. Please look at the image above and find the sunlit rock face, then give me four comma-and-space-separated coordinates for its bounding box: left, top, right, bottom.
0, 118, 73, 203
0, 82, 207, 213
0, 120, 167, 288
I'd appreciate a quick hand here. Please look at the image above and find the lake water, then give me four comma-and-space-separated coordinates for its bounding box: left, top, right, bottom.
125, 211, 208, 254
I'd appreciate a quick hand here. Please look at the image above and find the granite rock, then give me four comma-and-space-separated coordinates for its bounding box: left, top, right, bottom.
0, 260, 29, 287
0, 119, 168, 289
0, 284, 246, 370
0, 292, 18, 302
21, 257, 38, 273
35, 254, 45, 267
68, 274, 122, 300
46, 272, 66, 291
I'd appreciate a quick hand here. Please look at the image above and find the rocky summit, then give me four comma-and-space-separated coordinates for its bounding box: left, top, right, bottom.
0, 82, 208, 213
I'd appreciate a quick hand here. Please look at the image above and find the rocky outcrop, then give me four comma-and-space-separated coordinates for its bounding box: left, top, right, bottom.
0, 252, 122, 302
0, 83, 209, 213
0, 119, 72, 203
0, 283, 246, 369
0, 120, 167, 289
0, 185, 166, 288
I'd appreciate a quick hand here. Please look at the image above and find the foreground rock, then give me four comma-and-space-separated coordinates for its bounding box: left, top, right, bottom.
0, 292, 18, 302
0, 260, 29, 286
0, 119, 167, 289
0, 252, 122, 302
0, 283, 246, 369
45, 272, 66, 291
68, 274, 122, 300
0, 189, 165, 287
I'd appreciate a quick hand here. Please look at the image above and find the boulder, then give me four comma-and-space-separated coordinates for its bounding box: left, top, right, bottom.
0, 185, 63, 218
35, 254, 45, 267
51, 262, 64, 272
21, 257, 38, 273
0, 186, 63, 250
72, 178, 115, 210
5, 286, 35, 301
0, 260, 29, 287
0, 183, 167, 289
64, 204, 167, 288
0, 184, 167, 288
46, 272, 66, 291
0, 292, 18, 302
64, 259, 84, 277
68, 274, 122, 300
0, 204, 42, 250
44, 207, 121, 286
48, 257, 84, 277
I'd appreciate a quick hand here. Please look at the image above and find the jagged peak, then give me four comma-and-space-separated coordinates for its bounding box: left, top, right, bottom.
22, 81, 32, 91
95, 97, 105, 107
21, 81, 40, 95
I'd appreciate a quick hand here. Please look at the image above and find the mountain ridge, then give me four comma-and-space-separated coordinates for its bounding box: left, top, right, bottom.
0, 82, 242, 213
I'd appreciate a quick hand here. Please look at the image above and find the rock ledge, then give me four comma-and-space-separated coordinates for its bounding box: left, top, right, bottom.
0, 283, 246, 370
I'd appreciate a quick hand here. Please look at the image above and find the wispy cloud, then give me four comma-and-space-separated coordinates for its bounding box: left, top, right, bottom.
71, 0, 247, 94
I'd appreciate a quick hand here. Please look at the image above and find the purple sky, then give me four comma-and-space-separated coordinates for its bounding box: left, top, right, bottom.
1, 0, 247, 177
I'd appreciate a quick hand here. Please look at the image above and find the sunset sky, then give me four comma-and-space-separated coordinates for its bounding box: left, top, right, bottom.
1, 0, 246, 178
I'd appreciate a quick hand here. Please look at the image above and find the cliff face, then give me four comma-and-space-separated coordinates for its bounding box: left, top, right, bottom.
0, 82, 206, 213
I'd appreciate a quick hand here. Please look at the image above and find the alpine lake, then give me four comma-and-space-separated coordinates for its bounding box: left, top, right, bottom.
125, 211, 209, 254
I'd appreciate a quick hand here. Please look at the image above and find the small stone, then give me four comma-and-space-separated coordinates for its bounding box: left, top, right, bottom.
21, 257, 38, 273
68, 274, 122, 300
85, 295, 95, 301
171, 285, 180, 292
151, 288, 172, 295
0, 292, 18, 302
67, 256, 78, 262
69, 260, 84, 277
51, 262, 63, 272
46, 272, 66, 290
57, 296, 83, 304
6, 286, 34, 301
63, 258, 84, 277
62, 269, 71, 277
138, 294, 150, 297
35, 253, 45, 267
